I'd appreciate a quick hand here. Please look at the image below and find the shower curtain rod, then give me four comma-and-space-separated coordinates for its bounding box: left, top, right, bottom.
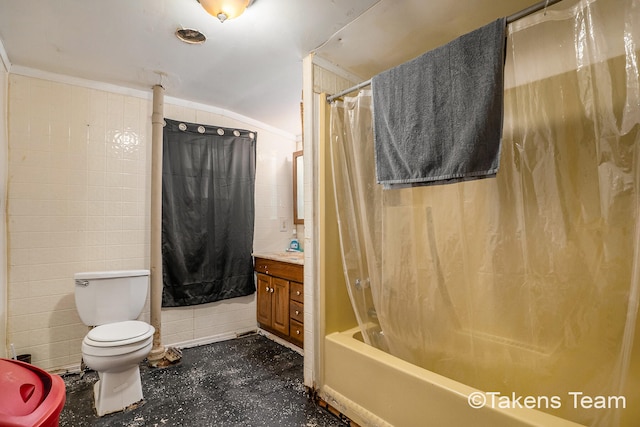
326, 0, 564, 102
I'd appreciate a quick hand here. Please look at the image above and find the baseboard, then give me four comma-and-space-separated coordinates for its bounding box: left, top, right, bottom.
50, 363, 83, 376
320, 385, 392, 427
257, 328, 304, 355
168, 327, 258, 349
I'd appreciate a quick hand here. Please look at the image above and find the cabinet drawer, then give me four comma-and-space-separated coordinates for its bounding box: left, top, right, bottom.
290, 319, 304, 345
290, 281, 304, 303
290, 300, 304, 323
254, 257, 303, 282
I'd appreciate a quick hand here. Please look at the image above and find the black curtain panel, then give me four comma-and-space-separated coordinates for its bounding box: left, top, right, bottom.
162, 118, 257, 307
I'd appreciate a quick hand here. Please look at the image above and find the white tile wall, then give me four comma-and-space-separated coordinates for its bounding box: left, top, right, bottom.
6, 74, 296, 371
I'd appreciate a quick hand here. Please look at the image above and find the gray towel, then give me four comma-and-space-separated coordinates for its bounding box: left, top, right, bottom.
372, 18, 506, 189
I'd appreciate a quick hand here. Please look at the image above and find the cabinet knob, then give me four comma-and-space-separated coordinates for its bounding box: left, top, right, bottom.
296, 330, 301, 335
295, 310, 300, 315
266, 286, 269, 292
296, 291, 301, 296
270, 288, 274, 293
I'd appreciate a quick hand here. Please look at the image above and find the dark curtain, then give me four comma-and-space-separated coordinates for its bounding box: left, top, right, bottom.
162, 118, 256, 307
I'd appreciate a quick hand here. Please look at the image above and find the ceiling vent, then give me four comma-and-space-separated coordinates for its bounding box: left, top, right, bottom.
175, 28, 206, 44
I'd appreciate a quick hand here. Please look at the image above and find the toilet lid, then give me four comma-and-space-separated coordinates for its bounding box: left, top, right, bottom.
88, 320, 152, 343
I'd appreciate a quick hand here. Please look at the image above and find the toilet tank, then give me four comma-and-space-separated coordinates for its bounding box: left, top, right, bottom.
74, 270, 150, 326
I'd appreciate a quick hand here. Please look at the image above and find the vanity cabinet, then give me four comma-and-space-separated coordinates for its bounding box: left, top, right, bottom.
254, 257, 303, 348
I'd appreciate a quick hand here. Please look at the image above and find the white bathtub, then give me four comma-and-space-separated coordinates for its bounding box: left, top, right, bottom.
321, 327, 584, 427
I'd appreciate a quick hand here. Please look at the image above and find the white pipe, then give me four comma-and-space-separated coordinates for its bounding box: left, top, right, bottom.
148, 84, 165, 363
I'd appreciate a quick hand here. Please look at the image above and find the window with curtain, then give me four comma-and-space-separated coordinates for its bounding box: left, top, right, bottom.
161, 118, 257, 307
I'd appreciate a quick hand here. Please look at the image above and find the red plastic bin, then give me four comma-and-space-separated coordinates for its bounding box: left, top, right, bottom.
0, 358, 66, 427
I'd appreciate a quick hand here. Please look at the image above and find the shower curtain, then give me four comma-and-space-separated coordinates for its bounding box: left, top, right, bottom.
162, 119, 257, 307
329, 0, 640, 425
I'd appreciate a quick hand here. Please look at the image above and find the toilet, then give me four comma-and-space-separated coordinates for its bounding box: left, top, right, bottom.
74, 270, 155, 416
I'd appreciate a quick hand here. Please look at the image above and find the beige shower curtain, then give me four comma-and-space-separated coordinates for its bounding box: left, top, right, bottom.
329, 0, 640, 425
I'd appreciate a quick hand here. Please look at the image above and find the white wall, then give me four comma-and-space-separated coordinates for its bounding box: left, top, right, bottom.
5, 71, 295, 371
0, 43, 9, 359
302, 55, 360, 388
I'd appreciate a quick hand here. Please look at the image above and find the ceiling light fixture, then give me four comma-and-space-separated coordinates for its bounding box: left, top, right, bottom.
197, 0, 253, 23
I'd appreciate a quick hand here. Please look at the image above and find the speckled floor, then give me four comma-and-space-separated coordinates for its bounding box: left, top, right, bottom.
59, 333, 346, 426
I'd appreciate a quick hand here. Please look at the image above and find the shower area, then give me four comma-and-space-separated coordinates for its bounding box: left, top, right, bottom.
318, 0, 640, 426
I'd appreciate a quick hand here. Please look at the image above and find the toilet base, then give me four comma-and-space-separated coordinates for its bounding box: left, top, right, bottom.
93, 366, 144, 416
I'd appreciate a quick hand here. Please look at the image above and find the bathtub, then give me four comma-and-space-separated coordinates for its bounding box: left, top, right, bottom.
321, 327, 583, 427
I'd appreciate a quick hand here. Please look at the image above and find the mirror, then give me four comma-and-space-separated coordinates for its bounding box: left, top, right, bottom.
293, 150, 304, 224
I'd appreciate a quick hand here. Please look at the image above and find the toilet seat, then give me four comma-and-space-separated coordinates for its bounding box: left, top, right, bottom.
87, 320, 153, 347
82, 321, 154, 357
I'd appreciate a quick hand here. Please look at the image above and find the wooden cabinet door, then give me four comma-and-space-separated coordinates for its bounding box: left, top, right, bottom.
256, 273, 272, 326
272, 277, 290, 336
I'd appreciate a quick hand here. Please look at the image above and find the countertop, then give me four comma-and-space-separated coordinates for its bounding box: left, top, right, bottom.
252, 251, 304, 266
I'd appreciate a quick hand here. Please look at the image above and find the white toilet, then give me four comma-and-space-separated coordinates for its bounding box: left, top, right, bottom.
74, 270, 155, 416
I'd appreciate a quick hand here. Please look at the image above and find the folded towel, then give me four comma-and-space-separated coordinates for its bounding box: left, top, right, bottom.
372, 17, 506, 189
